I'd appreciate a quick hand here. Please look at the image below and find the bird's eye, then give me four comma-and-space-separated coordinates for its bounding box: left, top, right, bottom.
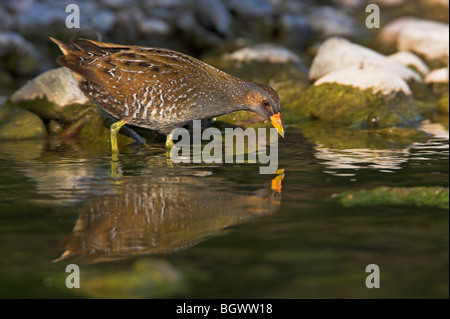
262, 99, 270, 108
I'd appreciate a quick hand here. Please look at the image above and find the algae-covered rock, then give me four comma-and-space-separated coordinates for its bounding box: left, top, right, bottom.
207, 57, 308, 87
79, 114, 139, 150
437, 91, 449, 114
0, 103, 47, 140
11, 67, 90, 122
81, 258, 186, 299
334, 186, 449, 210
207, 56, 309, 127
292, 83, 421, 129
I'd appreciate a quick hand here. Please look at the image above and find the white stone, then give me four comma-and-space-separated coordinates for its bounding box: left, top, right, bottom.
397, 19, 449, 64
138, 18, 171, 36
378, 16, 418, 48
314, 68, 412, 96
307, 6, 361, 38
11, 67, 89, 107
388, 51, 430, 75
225, 43, 301, 64
309, 37, 421, 82
424, 67, 449, 84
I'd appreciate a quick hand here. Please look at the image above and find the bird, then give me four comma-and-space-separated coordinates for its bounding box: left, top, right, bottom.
50, 37, 284, 157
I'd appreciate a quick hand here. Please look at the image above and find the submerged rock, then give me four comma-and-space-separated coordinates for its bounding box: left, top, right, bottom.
309, 37, 421, 83
0, 103, 47, 140
334, 186, 449, 210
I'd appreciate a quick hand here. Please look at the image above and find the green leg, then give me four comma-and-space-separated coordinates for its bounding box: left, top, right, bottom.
110, 119, 127, 161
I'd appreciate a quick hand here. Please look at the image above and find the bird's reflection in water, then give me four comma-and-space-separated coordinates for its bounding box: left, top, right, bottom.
56, 172, 284, 263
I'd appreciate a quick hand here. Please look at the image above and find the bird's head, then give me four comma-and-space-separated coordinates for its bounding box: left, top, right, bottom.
244, 82, 284, 138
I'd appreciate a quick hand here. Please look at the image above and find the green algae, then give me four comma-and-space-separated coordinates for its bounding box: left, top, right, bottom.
213, 110, 271, 129
334, 186, 449, 210
79, 114, 137, 149
16, 95, 94, 123
290, 83, 422, 129
438, 91, 449, 115
0, 103, 47, 140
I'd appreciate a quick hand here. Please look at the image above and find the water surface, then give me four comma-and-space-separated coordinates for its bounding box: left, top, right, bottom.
0, 124, 448, 298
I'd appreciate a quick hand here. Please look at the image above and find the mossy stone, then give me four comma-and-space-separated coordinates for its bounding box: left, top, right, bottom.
16, 96, 93, 123
292, 83, 422, 129
334, 186, 449, 210
79, 114, 138, 149
437, 91, 449, 114
0, 103, 47, 140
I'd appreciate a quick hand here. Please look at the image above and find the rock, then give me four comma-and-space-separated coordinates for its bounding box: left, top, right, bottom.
0, 103, 47, 140
225, 0, 274, 17
195, 0, 231, 36
388, 51, 430, 76
48, 119, 63, 135
279, 14, 311, 49
142, 0, 184, 9
16, 0, 67, 32
309, 37, 422, 82
213, 110, 269, 130
437, 92, 449, 114
80, 258, 185, 298
334, 186, 449, 210
292, 83, 422, 129
424, 67, 449, 84
0, 6, 16, 30
100, 0, 134, 9
307, 6, 363, 38
11, 67, 90, 122
377, 17, 419, 50
137, 17, 171, 36
397, 19, 449, 65
375, 0, 406, 7
0, 31, 52, 76
89, 9, 116, 34
314, 68, 411, 96
224, 43, 302, 64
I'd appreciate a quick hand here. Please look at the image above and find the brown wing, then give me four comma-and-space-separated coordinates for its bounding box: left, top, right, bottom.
51, 38, 232, 129
51, 37, 215, 87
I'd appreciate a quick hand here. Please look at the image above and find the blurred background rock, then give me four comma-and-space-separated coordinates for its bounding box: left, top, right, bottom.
0, 0, 448, 94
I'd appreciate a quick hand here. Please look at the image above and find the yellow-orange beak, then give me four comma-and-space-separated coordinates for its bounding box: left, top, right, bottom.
270, 112, 284, 138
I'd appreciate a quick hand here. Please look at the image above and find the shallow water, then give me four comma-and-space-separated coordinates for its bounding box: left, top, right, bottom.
0, 123, 448, 298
